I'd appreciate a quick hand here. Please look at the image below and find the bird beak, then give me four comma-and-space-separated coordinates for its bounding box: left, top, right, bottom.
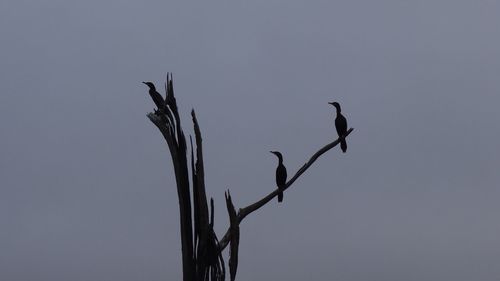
142, 81, 147, 85
328, 102, 334, 105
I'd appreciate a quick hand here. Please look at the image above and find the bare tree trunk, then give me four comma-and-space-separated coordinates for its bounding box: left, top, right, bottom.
147, 75, 195, 281
144, 74, 353, 281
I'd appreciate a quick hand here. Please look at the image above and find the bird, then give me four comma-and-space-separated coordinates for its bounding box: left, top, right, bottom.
142, 81, 165, 111
270, 151, 287, 203
328, 101, 348, 153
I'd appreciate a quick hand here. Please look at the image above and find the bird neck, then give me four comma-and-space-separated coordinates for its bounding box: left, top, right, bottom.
335, 107, 341, 115
277, 157, 283, 164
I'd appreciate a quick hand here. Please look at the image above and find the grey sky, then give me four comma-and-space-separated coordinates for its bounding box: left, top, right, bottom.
1, 0, 500, 280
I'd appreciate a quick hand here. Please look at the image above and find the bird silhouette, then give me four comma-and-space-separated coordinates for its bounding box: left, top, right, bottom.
329, 102, 348, 153
142, 81, 165, 111
270, 151, 287, 203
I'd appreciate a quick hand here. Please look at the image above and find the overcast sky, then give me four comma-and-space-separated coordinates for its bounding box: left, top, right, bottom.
1, 1, 500, 280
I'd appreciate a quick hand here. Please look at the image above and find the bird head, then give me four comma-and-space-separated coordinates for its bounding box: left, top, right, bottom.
328, 101, 341, 111
270, 151, 283, 160
142, 81, 156, 90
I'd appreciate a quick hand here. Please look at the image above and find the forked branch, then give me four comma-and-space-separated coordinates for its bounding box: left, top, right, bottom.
218, 127, 354, 251
144, 74, 354, 281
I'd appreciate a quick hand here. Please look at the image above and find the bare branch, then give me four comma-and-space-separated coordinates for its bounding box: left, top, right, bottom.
146, 75, 195, 281
225, 191, 239, 281
218, 128, 354, 251
146, 74, 354, 281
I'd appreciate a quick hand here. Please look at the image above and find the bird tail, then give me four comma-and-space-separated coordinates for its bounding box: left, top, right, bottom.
340, 137, 347, 153
278, 190, 283, 203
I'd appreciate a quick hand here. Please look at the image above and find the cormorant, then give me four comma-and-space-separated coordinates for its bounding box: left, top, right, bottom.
142, 81, 165, 111
328, 102, 348, 153
270, 151, 287, 203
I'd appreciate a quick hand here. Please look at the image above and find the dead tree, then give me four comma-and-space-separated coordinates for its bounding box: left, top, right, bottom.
145, 74, 354, 281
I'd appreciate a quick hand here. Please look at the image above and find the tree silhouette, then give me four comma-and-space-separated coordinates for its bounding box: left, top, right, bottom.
145, 74, 354, 281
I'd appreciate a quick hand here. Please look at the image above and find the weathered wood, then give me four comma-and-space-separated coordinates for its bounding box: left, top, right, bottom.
218, 128, 354, 251
146, 74, 354, 281
225, 191, 239, 281
147, 74, 195, 281
191, 110, 222, 281
190, 136, 199, 262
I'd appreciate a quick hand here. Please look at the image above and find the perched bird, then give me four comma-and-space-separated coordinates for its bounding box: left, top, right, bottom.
142, 82, 165, 111
270, 151, 287, 203
328, 102, 348, 153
